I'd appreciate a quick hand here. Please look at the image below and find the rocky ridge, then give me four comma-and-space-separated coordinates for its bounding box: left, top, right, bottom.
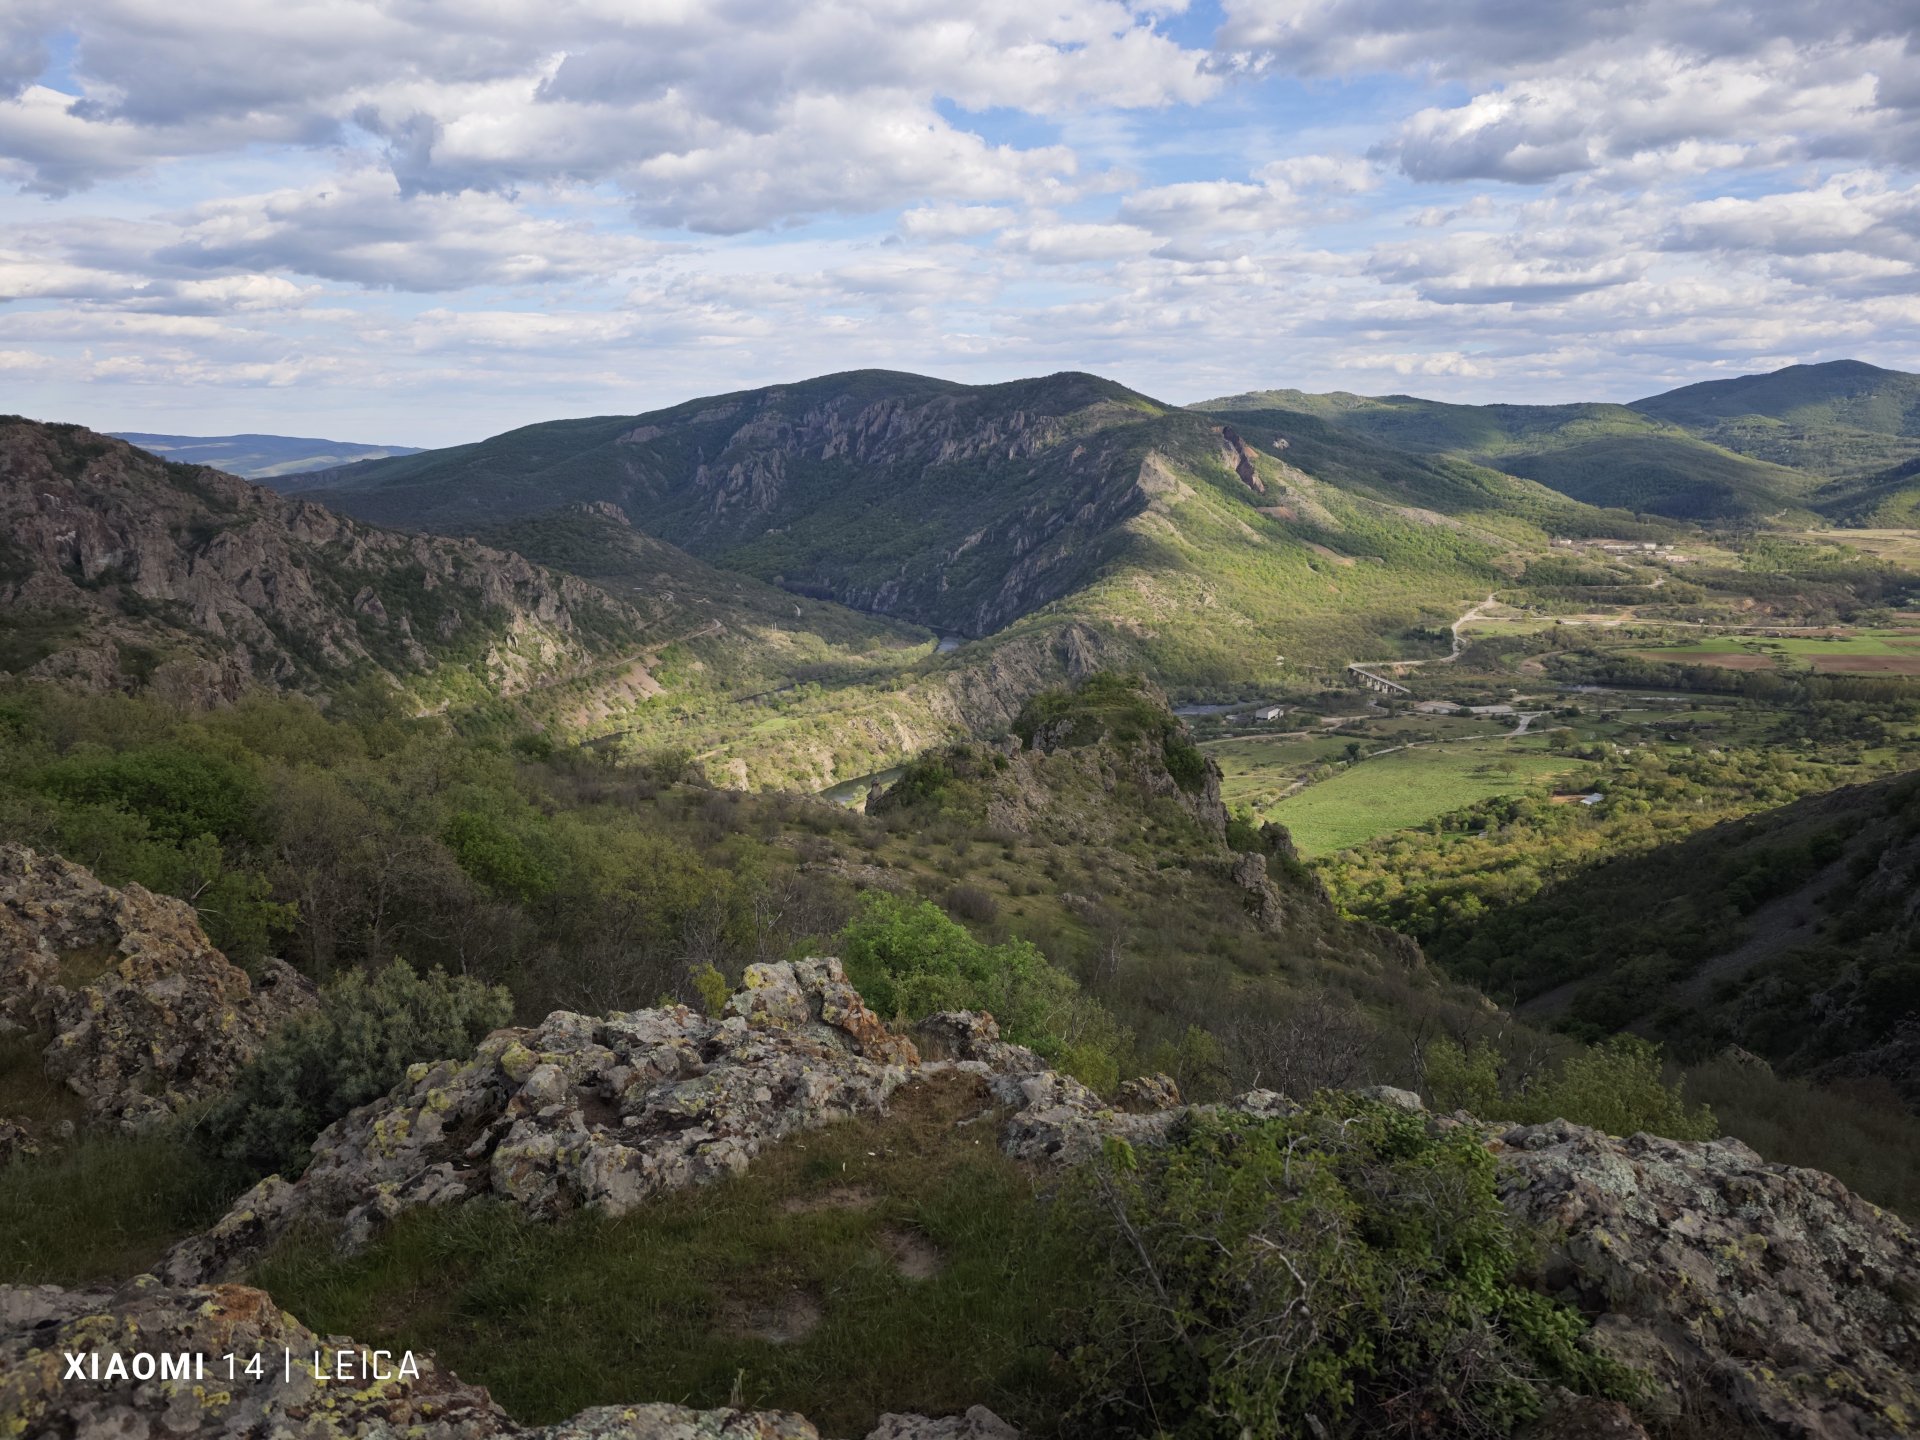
0, 843, 313, 1129
0, 418, 644, 704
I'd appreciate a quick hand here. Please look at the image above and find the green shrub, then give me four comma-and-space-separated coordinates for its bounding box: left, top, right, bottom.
837, 893, 1125, 1089
33, 745, 269, 847
202, 960, 512, 1176
1426, 1035, 1716, 1141
443, 810, 557, 904
1064, 1098, 1640, 1438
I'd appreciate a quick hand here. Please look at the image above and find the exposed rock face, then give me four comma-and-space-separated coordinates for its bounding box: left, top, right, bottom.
161, 958, 919, 1283
1229, 851, 1287, 932
1496, 1119, 1920, 1439
0, 844, 314, 1127
138, 967, 1920, 1440
0, 1278, 1014, 1438
0, 418, 643, 702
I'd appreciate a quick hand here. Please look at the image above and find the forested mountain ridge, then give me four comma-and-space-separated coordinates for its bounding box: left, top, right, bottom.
0, 418, 646, 710
1197, 359, 1920, 522
295, 368, 1638, 694
1628, 358, 1920, 477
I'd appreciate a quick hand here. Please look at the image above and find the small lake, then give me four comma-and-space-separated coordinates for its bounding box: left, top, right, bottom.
819, 765, 905, 808
935, 635, 964, 654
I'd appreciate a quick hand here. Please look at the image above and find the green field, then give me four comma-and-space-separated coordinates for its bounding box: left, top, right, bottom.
1628, 628, 1920, 675
1264, 743, 1577, 856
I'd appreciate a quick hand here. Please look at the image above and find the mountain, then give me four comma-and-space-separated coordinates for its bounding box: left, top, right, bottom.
1814, 453, 1920, 526
1425, 770, 1920, 1108
1194, 387, 1816, 522
1199, 360, 1920, 523
302, 369, 1624, 693
0, 417, 644, 708
108, 431, 422, 480
1628, 359, 1920, 477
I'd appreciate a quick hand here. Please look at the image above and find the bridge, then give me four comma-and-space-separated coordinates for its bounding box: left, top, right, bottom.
1347, 664, 1412, 696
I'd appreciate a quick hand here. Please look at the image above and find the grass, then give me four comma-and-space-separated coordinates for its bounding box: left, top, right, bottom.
249, 1072, 1083, 1436
1266, 743, 1577, 856
0, 1124, 243, 1283
1629, 628, 1920, 675
0, 1030, 86, 1134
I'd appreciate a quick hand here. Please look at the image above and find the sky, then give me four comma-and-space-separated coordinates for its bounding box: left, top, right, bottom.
1, 1, 1916, 446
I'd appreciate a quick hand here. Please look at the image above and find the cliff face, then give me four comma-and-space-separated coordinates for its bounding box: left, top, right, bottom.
303, 372, 1243, 642
0, 419, 644, 705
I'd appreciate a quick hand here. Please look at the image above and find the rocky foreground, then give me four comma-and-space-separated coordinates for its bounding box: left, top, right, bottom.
0, 844, 314, 1134
3, 956, 1917, 1436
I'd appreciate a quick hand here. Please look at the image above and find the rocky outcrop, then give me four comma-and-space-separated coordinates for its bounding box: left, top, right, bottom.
0, 1278, 1015, 1439
161, 958, 919, 1283
141, 962, 1920, 1440
1496, 1119, 1920, 1439
1228, 851, 1287, 932
0, 418, 643, 702
0, 844, 314, 1127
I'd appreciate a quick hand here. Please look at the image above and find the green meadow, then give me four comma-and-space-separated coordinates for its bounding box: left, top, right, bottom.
1264, 743, 1578, 856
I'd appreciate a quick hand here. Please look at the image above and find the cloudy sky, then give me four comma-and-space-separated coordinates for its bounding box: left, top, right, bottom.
1, 1, 1916, 445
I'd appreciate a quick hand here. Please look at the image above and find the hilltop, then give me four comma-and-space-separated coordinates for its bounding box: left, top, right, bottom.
1199, 359, 1920, 523
303, 368, 1630, 697
0, 418, 644, 710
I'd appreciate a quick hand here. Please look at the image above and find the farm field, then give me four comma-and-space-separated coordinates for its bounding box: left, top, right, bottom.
1261, 741, 1578, 856
1802, 529, 1920, 567
1627, 628, 1920, 675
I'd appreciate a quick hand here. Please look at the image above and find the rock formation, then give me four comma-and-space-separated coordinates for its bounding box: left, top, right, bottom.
160, 958, 920, 1283
0, 844, 314, 1128
0, 418, 645, 702
1496, 1120, 1920, 1439
126, 966, 1920, 1438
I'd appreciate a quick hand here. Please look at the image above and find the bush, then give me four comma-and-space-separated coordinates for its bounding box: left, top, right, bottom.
1065, 1097, 1639, 1438
1426, 1035, 1716, 1141
202, 960, 512, 1176
837, 893, 1125, 1090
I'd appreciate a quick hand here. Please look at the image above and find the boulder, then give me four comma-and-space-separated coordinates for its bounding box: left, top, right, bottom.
864, 1407, 1019, 1439
162, 958, 918, 1282
1496, 1119, 1920, 1438
1228, 851, 1287, 932
1114, 1072, 1182, 1113
0, 844, 314, 1127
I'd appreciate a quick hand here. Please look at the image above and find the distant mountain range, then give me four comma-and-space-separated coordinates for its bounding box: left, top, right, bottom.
1202, 360, 1920, 524
289, 368, 1639, 695
107, 431, 422, 480
17, 356, 1917, 786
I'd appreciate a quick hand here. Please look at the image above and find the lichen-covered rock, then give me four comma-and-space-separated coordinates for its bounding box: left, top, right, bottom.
1114, 1073, 1181, 1113
863, 1406, 1019, 1439
0, 1277, 832, 1438
162, 959, 916, 1283
1496, 1119, 1920, 1439
0, 844, 315, 1128
0, 1116, 39, 1163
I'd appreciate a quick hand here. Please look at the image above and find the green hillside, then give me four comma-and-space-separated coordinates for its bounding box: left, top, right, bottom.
1628, 359, 1920, 476
1812, 454, 1920, 525
311, 370, 1632, 698
1194, 387, 1813, 522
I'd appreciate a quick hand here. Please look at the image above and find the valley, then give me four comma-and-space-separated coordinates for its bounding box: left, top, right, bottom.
7, 360, 1920, 1439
